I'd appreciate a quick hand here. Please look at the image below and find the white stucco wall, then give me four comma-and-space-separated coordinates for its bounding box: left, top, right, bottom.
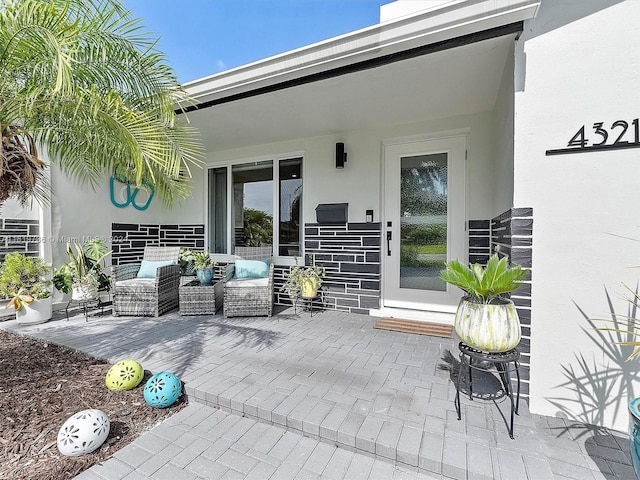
203, 109, 500, 248
48, 165, 204, 267
1, 198, 40, 220
514, 0, 639, 431
492, 42, 515, 214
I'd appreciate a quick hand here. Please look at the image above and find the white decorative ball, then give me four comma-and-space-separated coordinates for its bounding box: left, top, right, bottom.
57, 409, 110, 457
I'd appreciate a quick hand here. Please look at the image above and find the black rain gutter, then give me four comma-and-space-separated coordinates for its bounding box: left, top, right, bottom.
176, 21, 523, 115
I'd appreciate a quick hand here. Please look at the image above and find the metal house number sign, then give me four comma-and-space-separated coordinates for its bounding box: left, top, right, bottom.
546, 118, 640, 155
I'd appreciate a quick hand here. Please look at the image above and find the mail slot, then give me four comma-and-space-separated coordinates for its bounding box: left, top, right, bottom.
315, 203, 348, 224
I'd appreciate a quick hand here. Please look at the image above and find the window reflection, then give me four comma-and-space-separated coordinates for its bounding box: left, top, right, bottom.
279, 158, 302, 256
232, 161, 273, 250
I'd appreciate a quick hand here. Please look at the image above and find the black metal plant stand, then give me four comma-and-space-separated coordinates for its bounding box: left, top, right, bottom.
65, 291, 112, 322
294, 289, 325, 317
455, 342, 521, 439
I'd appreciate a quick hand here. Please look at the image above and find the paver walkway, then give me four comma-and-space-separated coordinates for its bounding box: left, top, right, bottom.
1, 307, 634, 480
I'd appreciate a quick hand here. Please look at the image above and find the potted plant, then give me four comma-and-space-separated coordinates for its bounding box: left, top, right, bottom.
439, 254, 526, 353
179, 248, 197, 275
193, 251, 216, 285
53, 239, 111, 301
0, 252, 52, 325
281, 256, 325, 299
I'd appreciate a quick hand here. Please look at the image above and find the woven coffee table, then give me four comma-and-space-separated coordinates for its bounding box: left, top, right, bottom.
179, 279, 223, 315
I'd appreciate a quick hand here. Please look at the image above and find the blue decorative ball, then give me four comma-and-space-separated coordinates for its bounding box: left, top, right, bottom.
143, 371, 182, 408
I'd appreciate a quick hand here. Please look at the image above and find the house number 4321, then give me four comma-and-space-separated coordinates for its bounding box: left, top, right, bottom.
568, 119, 640, 147
545, 118, 640, 156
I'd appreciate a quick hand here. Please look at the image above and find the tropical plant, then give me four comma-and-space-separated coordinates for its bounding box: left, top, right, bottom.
439, 254, 526, 304
179, 248, 197, 273
0, 0, 203, 207
595, 284, 640, 361
281, 256, 325, 299
0, 252, 51, 310
53, 238, 111, 294
193, 251, 216, 270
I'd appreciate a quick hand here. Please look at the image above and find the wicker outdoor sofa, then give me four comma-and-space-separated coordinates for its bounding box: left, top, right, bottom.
112, 246, 181, 317
223, 246, 274, 318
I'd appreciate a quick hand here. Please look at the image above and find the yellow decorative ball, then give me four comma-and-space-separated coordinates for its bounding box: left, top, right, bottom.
105, 359, 144, 391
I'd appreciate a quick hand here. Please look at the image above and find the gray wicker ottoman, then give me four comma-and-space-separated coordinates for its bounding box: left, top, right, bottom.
179, 279, 223, 315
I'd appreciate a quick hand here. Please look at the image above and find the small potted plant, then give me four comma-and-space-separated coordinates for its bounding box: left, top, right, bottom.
0, 252, 52, 325
439, 254, 526, 353
179, 248, 197, 275
281, 256, 325, 299
193, 251, 216, 285
53, 239, 111, 301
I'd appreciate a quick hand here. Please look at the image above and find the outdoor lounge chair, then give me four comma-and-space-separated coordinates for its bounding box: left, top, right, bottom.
112, 246, 180, 317
223, 246, 274, 318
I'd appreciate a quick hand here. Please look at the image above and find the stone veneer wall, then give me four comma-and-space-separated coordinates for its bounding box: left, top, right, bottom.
274, 223, 381, 313
111, 223, 205, 265
469, 207, 534, 397
0, 219, 40, 261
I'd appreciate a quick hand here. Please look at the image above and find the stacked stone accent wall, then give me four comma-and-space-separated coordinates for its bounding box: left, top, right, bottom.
275, 223, 381, 313
111, 223, 205, 265
0, 219, 40, 261
468, 219, 491, 264
469, 207, 533, 397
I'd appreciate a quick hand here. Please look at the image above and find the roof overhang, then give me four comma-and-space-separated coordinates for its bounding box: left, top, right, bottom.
180, 0, 540, 152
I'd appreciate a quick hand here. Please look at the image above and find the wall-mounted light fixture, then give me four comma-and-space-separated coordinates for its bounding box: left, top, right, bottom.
336, 142, 347, 169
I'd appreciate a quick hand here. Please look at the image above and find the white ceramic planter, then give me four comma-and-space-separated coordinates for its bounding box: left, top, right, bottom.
72, 285, 98, 301
454, 296, 521, 353
16, 297, 52, 325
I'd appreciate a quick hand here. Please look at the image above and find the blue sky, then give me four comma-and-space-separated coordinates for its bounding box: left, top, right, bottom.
123, 0, 389, 84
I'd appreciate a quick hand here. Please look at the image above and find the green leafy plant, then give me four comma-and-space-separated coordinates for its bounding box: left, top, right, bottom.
179, 248, 197, 273
193, 251, 216, 270
0, 0, 203, 208
595, 284, 640, 361
0, 252, 51, 311
439, 254, 526, 304
53, 239, 111, 294
281, 256, 325, 299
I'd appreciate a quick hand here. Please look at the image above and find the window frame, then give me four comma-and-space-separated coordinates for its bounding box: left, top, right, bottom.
205, 151, 304, 266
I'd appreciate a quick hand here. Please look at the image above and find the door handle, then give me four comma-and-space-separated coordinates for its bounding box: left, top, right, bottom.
387, 231, 392, 256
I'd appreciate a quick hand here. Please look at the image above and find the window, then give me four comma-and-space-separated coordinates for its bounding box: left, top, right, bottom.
208, 157, 302, 257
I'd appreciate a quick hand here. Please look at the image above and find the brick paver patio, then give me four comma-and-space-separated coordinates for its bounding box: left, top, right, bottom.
1, 307, 634, 479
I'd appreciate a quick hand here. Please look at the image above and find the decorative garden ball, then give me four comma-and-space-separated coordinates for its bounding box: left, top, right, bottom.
57, 409, 110, 457
143, 371, 182, 408
105, 359, 144, 391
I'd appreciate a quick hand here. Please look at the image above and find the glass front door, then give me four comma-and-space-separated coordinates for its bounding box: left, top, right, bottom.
383, 136, 466, 312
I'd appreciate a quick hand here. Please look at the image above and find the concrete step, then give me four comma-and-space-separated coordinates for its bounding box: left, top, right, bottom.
76, 404, 442, 480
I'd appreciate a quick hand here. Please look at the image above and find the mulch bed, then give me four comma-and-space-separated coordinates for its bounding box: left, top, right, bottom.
0, 329, 187, 480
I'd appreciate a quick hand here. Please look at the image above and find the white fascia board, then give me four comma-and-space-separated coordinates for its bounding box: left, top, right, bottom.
184, 0, 539, 104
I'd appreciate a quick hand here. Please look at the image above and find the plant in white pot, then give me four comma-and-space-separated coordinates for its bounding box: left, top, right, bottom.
53, 239, 111, 301
0, 252, 52, 325
440, 254, 527, 353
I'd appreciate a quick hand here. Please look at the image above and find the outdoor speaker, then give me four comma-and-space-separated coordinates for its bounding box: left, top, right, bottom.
336, 143, 347, 168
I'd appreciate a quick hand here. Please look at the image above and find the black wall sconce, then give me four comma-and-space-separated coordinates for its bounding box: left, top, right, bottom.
336, 142, 347, 169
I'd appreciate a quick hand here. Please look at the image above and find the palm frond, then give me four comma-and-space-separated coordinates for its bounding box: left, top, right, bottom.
440, 254, 526, 303
0, 0, 203, 206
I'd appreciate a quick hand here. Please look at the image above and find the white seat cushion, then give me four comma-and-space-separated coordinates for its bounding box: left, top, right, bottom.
116, 278, 156, 289
226, 277, 269, 288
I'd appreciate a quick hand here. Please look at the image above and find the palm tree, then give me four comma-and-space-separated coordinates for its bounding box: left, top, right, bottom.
0, 0, 203, 207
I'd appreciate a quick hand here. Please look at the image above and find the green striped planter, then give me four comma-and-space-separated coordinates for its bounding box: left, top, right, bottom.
454, 296, 521, 353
